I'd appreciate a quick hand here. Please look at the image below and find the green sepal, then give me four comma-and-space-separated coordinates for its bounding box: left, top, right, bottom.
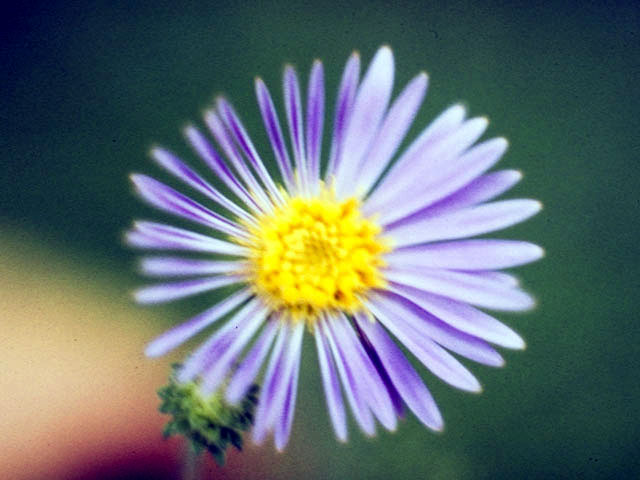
157, 364, 259, 466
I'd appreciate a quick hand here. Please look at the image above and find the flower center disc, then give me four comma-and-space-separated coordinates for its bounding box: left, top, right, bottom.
242, 188, 388, 323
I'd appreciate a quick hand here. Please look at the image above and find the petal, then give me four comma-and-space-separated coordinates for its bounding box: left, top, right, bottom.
389, 283, 525, 350
326, 52, 360, 178
225, 320, 279, 405
150, 147, 253, 223
334, 46, 394, 196
373, 291, 504, 367
306, 60, 325, 187
364, 117, 489, 217
139, 256, 245, 277
133, 275, 244, 305
130, 174, 247, 238
368, 299, 482, 392
144, 287, 252, 357
356, 72, 428, 196
320, 317, 376, 436
355, 313, 443, 430
255, 77, 295, 189
385, 239, 544, 270
314, 327, 348, 441
375, 136, 507, 226
126, 221, 248, 256
386, 199, 543, 247
283, 66, 308, 190
384, 267, 536, 311
274, 336, 302, 451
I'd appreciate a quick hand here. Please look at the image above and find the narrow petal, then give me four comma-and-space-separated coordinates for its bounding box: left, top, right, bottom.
334, 46, 394, 196
177, 299, 262, 383
183, 125, 262, 213
364, 103, 466, 204
255, 78, 295, 189
283, 66, 307, 190
314, 327, 348, 441
355, 313, 443, 430
364, 117, 489, 217
356, 72, 428, 196
386, 199, 543, 247
133, 275, 244, 305
388, 284, 526, 349
274, 336, 302, 451
371, 291, 505, 367
321, 318, 376, 436
130, 174, 247, 238
329, 316, 397, 431
200, 306, 270, 395
216, 97, 284, 203
144, 288, 252, 357
204, 110, 273, 210
385, 239, 544, 270
374, 136, 507, 225
470, 271, 520, 288
368, 299, 482, 392
251, 325, 288, 444
150, 147, 253, 223
139, 257, 245, 277
126, 221, 248, 256
225, 320, 278, 405
326, 52, 360, 178
385, 267, 536, 311
306, 60, 325, 187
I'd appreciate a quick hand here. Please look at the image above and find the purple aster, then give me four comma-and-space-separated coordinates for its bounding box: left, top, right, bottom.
127, 45, 543, 450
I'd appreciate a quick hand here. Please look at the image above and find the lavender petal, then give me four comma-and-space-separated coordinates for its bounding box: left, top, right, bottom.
133, 275, 244, 305
306, 60, 325, 188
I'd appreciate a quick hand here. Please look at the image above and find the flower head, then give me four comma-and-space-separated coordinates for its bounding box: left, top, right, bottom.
127, 45, 543, 450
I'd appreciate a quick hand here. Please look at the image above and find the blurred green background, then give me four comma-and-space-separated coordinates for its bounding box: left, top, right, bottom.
2, 0, 639, 478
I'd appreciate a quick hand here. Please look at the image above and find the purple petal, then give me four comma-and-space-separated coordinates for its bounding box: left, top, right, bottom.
177, 298, 263, 383
371, 290, 505, 367
133, 275, 244, 305
384, 267, 536, 311
396, 170, 523, 225
334, 46, 394, 197
356, 72, 428, 196
364, 103, 466, 203
373, 136, 507, 225
386, 199, 543, 247
255, 78, 295, 189
139, 256, 245, 277
144, 288, 252, 357
283, 66, 307, 190
150, 147, 253, 223
364, 117, 488, 217
274, 335, 302, 451
200, 305, 270, 395
204, 109, 273, 210
470, 270, 520, 287
306, 60, 325, 187
215, 97, 284, 203
320, 317, 376, 436
126, 221, 248, 256
225, 320, 278, 405
368, 299, 482, 392
386, 239, 544, 270
183, 125, 262, 213
314, 327, 348, 441
329, 315, 397, 431
326, 52, 360, 179
355, 313, 443, 430
130, 174, 247, 238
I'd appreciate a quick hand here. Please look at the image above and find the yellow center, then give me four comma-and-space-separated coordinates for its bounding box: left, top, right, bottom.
237, 186, 389, 324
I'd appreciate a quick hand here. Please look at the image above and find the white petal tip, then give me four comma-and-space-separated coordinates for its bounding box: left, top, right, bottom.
144, 342, 166, 358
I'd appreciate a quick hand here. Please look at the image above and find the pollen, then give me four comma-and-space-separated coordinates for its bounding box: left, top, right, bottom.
237, 186, 389, 323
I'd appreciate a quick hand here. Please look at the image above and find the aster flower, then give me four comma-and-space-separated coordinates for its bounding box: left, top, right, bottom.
127, 45, 543, 450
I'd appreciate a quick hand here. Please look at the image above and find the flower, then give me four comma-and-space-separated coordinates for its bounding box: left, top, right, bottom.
127, 45, 543, 450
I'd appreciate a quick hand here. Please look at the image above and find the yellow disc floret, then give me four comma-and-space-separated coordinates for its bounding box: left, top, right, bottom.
236, 185, 389, 324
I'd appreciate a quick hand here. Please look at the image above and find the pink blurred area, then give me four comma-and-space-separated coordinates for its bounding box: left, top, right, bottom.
0, 228, 274, 480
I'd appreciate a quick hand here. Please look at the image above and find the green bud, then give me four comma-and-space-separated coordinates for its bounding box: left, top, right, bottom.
157, 364, 259, 466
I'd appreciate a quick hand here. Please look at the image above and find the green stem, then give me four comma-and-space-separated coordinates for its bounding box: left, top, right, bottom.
182, 442, 202, 480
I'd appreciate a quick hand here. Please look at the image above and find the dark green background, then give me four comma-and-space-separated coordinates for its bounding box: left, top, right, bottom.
2, 0, 639, 478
